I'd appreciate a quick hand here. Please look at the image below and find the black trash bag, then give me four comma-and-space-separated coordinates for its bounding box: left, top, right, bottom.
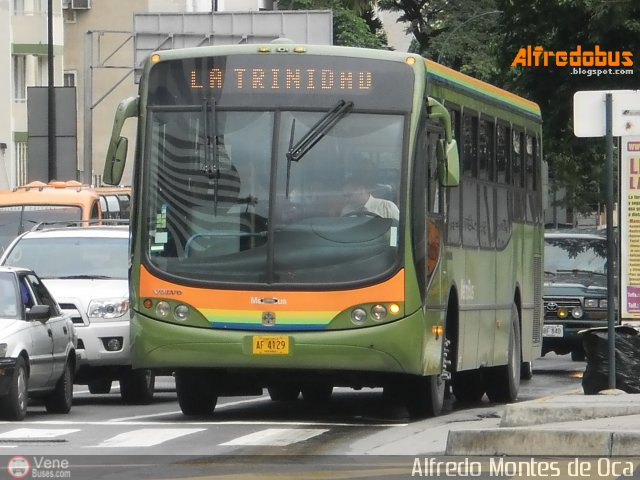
581, 325, 640, 394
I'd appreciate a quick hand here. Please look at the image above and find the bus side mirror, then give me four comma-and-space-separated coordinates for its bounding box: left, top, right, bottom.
428, 97, 460, 187
438, 138, 460, 187
103, 96, 139, 185
105, 137, 128, 186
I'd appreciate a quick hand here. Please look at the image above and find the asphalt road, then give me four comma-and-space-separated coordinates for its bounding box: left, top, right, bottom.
0, 353, 586, 479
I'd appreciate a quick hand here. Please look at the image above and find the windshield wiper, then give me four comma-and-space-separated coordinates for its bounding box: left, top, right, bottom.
286, 100, 353, 162
556, 269, 606, 277
285, 100, 354, 198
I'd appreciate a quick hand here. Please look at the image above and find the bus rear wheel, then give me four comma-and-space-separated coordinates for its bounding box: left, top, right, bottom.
485, 304, 521, 403
451, 370, 485, 403
175, 369, 218, 416
405, 374, 446, 419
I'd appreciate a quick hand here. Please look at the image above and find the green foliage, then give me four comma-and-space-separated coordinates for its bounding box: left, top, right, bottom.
375, 0, 639, 212
277, 0, 387, 48
494, 0, 639, 212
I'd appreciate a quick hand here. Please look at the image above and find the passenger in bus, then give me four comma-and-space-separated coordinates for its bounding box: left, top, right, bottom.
341, 175, 399, 222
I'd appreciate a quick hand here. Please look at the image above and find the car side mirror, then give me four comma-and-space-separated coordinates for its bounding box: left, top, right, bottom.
26, 304, 51, 322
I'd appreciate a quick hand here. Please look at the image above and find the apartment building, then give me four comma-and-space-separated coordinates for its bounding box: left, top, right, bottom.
0, 0, 276, 190
1, 0, 64, 189
67, 0, 280, 185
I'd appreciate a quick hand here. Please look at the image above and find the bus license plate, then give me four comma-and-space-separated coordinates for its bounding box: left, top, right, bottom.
543, 325, 564, 337
252, 336, 290, 354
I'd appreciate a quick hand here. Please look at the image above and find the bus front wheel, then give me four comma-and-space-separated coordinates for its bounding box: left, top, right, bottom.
405, 374, 446, 419
175, 369, 218, 416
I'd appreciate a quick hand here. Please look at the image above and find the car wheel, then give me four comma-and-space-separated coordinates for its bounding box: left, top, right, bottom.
571, 349, 586, 362
88, 378, 112, 394
0, 357, 28, 421
45, 360, 73, 414
120, 369, 155, 405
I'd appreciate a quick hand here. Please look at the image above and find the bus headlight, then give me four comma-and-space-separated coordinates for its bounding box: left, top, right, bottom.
371, 304, 387, 321
156, 301, 171, 317
351, 308, 367, 324
174, 304, 189, 321
88, 298, 129, 319
571, 306, 584, 319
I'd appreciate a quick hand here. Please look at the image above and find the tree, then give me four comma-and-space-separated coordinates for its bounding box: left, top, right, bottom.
494, 0, 640, 214
277, 0, 388, 48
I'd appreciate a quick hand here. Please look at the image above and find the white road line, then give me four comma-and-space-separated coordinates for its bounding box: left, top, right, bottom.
12, 420, 406, 427
88, 428, 205, 448
107, 397, 267, 422
220, 428, 329, 446
0, 446, 17, 448
0, 428, 80, 439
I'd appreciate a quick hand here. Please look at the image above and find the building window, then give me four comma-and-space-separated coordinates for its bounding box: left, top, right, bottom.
13, 0, 24, 15
13, 56, 26, 102
64, 71, 77, 87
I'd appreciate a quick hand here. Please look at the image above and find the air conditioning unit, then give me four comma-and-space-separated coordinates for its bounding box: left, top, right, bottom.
71, 0, 91, 9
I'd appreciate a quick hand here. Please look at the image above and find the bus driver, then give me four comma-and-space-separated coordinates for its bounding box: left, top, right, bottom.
341, 175, 399, 222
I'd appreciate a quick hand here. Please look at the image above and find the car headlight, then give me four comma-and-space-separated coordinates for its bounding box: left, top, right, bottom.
599, 299, 608, 308
0, 343, 6, 358
584, 298, 598, 308
88, 298, 130, 319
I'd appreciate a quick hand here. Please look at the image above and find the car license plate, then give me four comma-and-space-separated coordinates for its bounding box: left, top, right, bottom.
252, 335, 289, 354
543, 324, 564, 337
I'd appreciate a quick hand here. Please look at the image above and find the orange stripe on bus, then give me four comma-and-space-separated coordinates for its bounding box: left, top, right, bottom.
139, 265, 405, 310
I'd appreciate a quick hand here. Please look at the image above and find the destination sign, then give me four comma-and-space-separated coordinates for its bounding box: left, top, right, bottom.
147, 54, 415, 111
190, 67, 373, 93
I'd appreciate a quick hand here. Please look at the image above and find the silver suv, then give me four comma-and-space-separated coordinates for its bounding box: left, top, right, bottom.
0, 226, 155, 404
0, 266, 76, 420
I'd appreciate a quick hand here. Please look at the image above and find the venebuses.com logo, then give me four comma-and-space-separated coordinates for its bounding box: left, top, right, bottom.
512, 45, 634, 76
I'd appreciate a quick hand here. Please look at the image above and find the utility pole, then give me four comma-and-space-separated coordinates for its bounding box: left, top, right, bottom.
48, 0, 57, 181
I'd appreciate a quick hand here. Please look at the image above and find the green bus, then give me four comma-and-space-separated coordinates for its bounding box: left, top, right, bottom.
104, 41, 544, 418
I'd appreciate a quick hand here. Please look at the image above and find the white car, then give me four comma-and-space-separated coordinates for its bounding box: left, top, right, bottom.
0, 225, 155, 404
0, 266, 76, 420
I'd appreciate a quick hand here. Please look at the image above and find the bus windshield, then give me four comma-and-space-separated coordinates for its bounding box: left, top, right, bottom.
145, 107, 404, 287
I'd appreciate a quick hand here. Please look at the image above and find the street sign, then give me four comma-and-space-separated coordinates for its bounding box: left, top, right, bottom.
574, 90, 640, 138
620, 136, 640, 319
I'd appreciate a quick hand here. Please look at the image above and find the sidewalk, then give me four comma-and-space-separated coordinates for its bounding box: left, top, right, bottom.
446, 389, 640, 456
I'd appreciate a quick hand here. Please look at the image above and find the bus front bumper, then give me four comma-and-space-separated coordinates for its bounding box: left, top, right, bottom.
130, 310, 440, 378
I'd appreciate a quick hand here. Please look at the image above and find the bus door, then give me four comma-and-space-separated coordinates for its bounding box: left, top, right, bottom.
413, 119, 446, 310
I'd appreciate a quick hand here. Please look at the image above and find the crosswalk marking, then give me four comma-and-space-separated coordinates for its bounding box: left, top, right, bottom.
89, 428, 205, 447
220, 428, 329, 446
0, 428, 79, 439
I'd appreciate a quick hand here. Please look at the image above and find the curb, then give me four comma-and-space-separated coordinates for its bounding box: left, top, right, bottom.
445, 429, 640, 456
